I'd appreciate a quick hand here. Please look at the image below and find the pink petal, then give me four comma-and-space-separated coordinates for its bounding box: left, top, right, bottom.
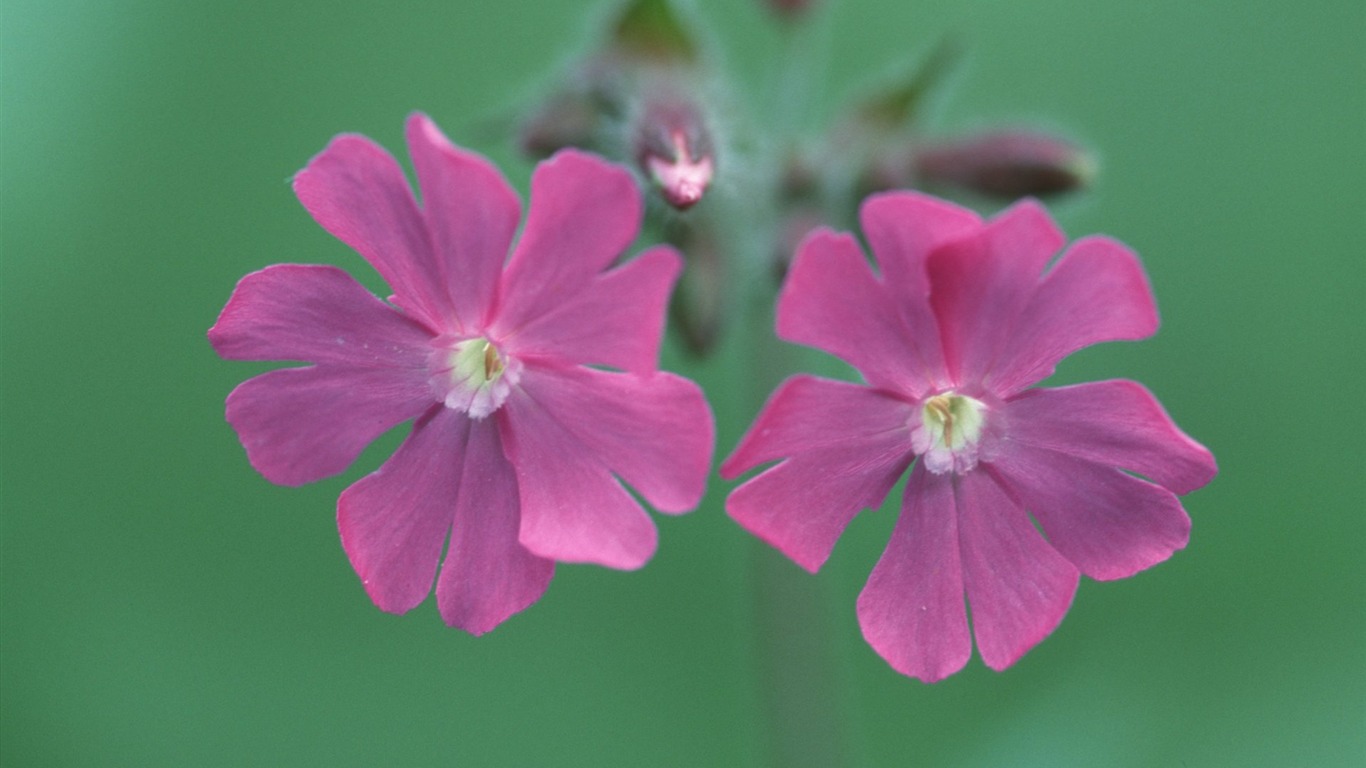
859, 191, 981, 304
293, 133, 451, 332
499, 383, 658, 570
515, 365, 713, 514
224, 367, 434, 486
503, 245, 681, 374
208, 264, 433, 367
927, 200, 1065, 387
722, 375, 915, 473
856, 193, 981, 393
990, 444, 1191, 581
777, 230, 941, 396
856, 466, 971, 683
336, 407, 466, 615
958, 469, 1079, 671
435, 418, 555, 635
405, 113, 522, 333
1005, 380, 1217, 495
494, 150, 643, 333
722, 376, 914, 572
987, 236, 1160, 395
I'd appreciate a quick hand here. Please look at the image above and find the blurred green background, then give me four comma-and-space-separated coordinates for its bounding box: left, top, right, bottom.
3, 0, 1362, 765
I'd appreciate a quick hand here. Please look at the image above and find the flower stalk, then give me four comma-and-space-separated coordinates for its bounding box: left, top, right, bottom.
740, 281, 854, 768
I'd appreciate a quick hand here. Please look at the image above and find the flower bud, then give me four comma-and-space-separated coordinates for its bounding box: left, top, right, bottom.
634, 97, 716, 210
913, 131, 1095, 198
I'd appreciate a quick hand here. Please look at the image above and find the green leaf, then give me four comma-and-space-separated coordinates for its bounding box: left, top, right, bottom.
855, 37, 963, 129
611, 0, 698, 64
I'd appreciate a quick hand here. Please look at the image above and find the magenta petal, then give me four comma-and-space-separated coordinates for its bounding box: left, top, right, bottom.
723, 376, 914, 572
726, 455, 902, 573
856, 466, 970, 683
435, 418, 554, 635
928, 200, 1065, 386
855, 193, 981, 391
292, 133, 450, 331
500, 385, 659, 570
988, 236, 1160, 395
777, 230, 941, 396
225, 366, 433, 486
722, 375, 914, 474
515, 365, 713, 514
958, 469, 1079, 671
991, 445, 1191, 581
859, 191, 981, 303
495, 150, 643, 333
1005, 380, 1216, 494
208, 264, 433, 366
336, 408, 466, 615
405, 113, 521, 332
504, 245, 682, 374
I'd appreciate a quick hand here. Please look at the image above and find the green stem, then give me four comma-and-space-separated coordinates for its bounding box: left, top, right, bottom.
740, 289, 853, 768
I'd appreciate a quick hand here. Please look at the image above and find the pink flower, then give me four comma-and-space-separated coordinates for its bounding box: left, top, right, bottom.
722, 192, 1216, 681
209, 113, 714, 634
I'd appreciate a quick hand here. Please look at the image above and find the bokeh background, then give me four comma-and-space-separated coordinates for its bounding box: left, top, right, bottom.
3, 0, 1362, 765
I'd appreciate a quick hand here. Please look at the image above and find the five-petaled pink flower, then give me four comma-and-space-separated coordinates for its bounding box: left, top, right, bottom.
209, 113, 714, 634
722, 192, 1216, 682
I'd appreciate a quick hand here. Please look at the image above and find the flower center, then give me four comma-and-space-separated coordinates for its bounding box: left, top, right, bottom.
429, 337, 521, 419
911, 391, 987, 475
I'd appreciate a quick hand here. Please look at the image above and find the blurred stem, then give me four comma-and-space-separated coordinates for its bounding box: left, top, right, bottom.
740, 287, 852, 768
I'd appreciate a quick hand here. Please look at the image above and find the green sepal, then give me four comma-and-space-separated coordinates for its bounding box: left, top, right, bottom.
611, 0, 698, 64
854, 38, 962, 130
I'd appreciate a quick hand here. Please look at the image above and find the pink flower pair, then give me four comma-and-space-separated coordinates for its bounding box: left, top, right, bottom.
211, 114, 1214, 679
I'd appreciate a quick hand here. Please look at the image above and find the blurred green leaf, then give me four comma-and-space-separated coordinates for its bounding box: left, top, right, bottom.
611, 0, 698, 64
854, 37, 962, 130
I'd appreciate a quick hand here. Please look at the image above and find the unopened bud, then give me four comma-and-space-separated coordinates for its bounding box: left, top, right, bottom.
634, 99, 715, 210
914, 131, 1095, 198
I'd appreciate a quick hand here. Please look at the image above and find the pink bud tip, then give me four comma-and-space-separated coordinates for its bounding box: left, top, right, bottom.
646, 131, 714, 209
634, 98, 716, 210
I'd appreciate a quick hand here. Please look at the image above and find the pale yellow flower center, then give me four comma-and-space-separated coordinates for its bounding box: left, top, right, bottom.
430, 337, 520, 419
911, 391, 987, 474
